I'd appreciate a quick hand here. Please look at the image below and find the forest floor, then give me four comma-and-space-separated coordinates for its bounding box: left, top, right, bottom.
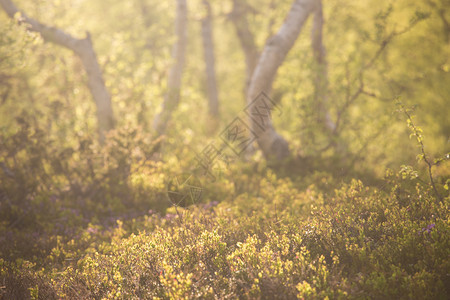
1, 155, 448, 299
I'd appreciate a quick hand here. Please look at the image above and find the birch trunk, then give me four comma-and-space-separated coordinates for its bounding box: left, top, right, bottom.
247, 0, 317, 161
153, 0, 187, 136
311, 0, 336, 132
201, 0, 219, 117
0, 0, 114, 142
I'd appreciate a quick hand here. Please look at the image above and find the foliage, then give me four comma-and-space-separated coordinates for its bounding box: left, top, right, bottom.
1, 171, 449, 299
0, 112, 166, 262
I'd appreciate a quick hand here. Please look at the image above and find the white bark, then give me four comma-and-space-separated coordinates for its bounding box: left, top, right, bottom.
153, 0, 187, 136
201, 0, 219, 117
0, 0, 114, 141
311, 0, 336, 132
247, 0, 317, 161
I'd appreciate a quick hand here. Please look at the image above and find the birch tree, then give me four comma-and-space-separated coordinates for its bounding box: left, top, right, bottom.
153, 0, 188, 136
311, 0, 336, 133
201, 0, 219, 118
230, 0, 259, 94
0, 0, 114, 141
247, 0, 318, 161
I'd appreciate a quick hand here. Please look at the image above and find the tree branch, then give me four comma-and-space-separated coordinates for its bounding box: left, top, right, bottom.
0, 0, 114, 141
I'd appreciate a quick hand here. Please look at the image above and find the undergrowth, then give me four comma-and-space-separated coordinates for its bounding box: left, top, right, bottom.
0, 112, 449, 299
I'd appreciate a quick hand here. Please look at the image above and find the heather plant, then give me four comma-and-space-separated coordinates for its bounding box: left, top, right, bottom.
1, 168, 448, 299
0, 112, 167, 262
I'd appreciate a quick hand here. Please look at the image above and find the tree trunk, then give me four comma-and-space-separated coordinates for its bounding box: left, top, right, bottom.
0, 0, 114, 142
311, 0, 336, 133
247, 0, 317, 161
201, 0, 219, 117
230, 0, 259, 95
152, 0, 187, 136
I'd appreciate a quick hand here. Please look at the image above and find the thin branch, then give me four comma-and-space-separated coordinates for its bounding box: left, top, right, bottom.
332, 18, 425, 138
400, 103, 442, 202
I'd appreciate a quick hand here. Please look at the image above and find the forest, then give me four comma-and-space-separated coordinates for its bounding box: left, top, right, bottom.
0, 0, 449, 298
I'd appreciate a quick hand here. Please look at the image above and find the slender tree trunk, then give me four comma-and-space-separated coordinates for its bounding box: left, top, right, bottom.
311, 0, 336, 133
247, 0, 317, 161
78, 34, 115, 141
201, 0, 219, 117
0, 0, 114, 142
152, 0, 187, 136
230, 0, 259, 95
